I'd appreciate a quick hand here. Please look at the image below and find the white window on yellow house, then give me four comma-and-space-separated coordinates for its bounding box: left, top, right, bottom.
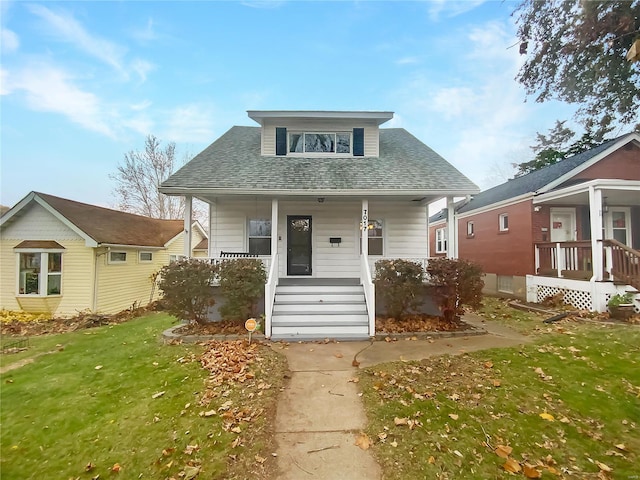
139, 251, 153, 262
17, 251, 62, 296
109, 251, 127, 263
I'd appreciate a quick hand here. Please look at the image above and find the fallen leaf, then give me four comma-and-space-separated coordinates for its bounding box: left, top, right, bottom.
484, 361, 494, 369
453, 450, 463, 458
503, 457, 522, 473
493, 380, 502, 387
348, 377, 360, 383
448, 413, 459, 420
394, 417, 408, 426
615, 443, 627, 451
495, 445, 513, 458
111, 463, 121, 473
523, 463, 542, 478
428, 455, 435, 464
94, 365, 103, 370
595, 461, 612, 472
355, 433, 371, 450
334, 353, 343, 358
85, 462, 95, 472
183, 465, 200, 480
255, 454, 266, 464
539, 412, 555, 422
390, 440, 398, 447
152, 391, 165, 399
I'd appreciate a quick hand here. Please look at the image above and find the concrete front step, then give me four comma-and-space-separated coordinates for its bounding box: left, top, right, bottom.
273, 302, 367, 313
275, 293, 365, 303
275, 285, 364, 294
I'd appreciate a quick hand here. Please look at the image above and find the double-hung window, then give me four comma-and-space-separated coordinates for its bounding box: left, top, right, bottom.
248, 219, 271, 255
16, 247, 63, 296
435, 227, 447, 254
360, 220, 384, 255
499, 213, 509, 232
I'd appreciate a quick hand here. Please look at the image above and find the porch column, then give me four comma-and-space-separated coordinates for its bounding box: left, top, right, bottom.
447, 196, 456, 259
588, 186, 603, 282
183, 195, 192, 258
361, 199, 369, 255
271, 198, 278, 256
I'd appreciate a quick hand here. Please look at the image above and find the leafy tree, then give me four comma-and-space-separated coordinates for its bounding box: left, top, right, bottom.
111, 134, 195, 219
157, 259, 217, 324
514, 121, 606, 176
513, 0, 640, 137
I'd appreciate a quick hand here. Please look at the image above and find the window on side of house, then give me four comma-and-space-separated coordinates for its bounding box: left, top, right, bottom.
169, 254, 187, 263
139, 252, 153, 262
109, 251, 127, 263
435, 227, 447, 254
467, 221, 474, 237
499, 213, 509, 232
18, 251, 63, 296
248, 219, 271, 256
360, 219, 384, 255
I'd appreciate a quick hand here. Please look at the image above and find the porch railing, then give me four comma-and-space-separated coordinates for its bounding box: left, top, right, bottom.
535, 241, 594, 280
264, 252, 279, 339
360, 254, 376, 337
602, 239, 640, 291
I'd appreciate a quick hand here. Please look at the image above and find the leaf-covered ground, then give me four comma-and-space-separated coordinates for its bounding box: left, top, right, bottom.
360, 304, 640, 479
0, 314, 287, 480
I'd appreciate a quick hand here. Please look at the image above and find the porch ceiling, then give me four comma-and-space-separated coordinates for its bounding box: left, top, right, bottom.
534, 182, 640, 207
193, 192, 448, 205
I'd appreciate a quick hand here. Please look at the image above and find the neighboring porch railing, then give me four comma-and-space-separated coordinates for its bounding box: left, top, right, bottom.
602, 239, 640, 291
535, 241, 594, 280
264, 252, 279, 339
360, 254, 376, 337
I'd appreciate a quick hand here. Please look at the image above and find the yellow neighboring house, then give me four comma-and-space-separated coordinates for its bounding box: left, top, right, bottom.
0, 192, 207, 317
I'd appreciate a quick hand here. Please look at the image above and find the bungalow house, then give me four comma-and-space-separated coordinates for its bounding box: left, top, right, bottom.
429, 133, 640, 314
159, 110, 479, 340
0, 192, 207, 317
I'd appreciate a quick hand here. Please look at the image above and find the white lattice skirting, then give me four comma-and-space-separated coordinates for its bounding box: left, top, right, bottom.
526, 275, 640, 313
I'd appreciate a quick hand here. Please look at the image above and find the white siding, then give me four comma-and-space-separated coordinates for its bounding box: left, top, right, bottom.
208, 198, 428, 279
260, 119, 381, 157
1, 203, 83, 241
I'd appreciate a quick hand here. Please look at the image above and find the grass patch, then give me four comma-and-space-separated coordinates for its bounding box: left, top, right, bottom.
360, 310, 640, 479
0, 314, 287, 480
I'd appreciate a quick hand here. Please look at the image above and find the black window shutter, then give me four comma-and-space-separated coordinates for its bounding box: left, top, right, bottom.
353, 128, 364, 156
276, 127, 287, 156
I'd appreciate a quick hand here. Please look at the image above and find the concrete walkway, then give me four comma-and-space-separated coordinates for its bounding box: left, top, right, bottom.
272, 314, 531, 479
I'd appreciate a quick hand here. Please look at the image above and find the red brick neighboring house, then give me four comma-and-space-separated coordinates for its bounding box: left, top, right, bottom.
430, 132, 640, 313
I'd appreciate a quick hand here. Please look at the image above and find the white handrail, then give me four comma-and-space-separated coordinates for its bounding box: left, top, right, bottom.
264, 252, 278, 339
360, 254, 376, 337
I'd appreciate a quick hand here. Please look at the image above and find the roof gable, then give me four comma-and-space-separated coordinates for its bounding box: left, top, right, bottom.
458, 132, 639, 213
1, 192, 186, 248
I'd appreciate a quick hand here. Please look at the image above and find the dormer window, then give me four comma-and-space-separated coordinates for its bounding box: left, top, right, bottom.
289, 132, 351, 154
276, 127, 364, 156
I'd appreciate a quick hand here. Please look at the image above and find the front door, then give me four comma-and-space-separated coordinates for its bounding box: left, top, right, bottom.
550, 208, 576, 242
287, 216, 312, 275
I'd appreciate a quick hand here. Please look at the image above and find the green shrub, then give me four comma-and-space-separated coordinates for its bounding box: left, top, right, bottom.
426, 257, 484, 318
374, 259, 424, 319
218, 259, 267, 322
157, 259, 217, 324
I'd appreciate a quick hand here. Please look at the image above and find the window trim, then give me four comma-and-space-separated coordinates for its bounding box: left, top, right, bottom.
499, 213, 509, 232
247, 218, 272, 256
139, 251, 153, 263
287, 131, 353, 156
108, 251, 127, 264
359, 219, 384, 256
16, 250, 64, 297
435, 227, 447, 254
466, 221, 475, 237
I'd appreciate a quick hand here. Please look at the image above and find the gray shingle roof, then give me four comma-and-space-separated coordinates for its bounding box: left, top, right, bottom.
457, 135, 629, 213
161, 127, 479, 194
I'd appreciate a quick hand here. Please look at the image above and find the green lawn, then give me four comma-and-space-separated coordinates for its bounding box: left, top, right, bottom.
0, 314, 286, 480
360, 302, 640, 479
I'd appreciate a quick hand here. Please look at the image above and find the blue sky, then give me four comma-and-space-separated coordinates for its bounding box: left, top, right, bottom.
1, 0, 578, 210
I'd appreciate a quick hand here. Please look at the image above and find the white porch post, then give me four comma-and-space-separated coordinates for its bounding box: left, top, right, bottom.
446, 196, 456, 259
183, 195, 192, 258
361, 199, 369, 255
589, 186, 603, 282
271, 198, 279, 257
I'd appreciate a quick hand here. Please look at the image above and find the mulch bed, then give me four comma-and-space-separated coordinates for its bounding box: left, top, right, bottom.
375, 314, 470, 334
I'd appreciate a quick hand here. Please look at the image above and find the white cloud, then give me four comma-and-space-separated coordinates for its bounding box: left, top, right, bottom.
27, 4, 127, 73
396, 56, 420, 66
427, 0, 487, 21
1, 28, 19, 53
130, 100, 152, 111
3, 63, 115, 137
164, 104, 216, 143
131, 58, 155, 83
131, 17, 157, 42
